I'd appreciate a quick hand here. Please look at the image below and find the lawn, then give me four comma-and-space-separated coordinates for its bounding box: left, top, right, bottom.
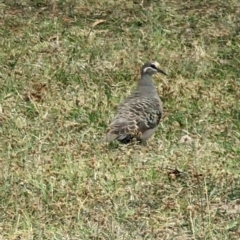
0, 0, 239, 239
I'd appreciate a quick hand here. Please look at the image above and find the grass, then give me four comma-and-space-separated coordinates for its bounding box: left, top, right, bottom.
0, 0, 239, 239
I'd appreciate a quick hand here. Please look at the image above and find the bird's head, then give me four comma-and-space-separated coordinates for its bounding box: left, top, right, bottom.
141, 61, 167, 76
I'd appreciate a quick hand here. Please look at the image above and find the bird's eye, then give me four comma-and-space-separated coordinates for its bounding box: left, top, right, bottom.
150, 64, 157, 69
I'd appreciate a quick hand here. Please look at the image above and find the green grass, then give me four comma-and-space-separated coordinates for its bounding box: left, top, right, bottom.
0, 0, 239, 239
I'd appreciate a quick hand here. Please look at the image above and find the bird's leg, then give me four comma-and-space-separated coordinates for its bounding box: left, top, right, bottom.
140, 139, 147, 146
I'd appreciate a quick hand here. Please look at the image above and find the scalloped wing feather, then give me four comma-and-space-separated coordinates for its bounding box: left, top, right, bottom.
105, 96, 162, 143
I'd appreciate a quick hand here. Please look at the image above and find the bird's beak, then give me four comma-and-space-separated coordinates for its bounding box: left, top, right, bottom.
157, 68, 167, 76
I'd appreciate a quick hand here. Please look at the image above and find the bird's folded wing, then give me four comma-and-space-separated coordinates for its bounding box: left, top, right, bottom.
105, 97, 162, 142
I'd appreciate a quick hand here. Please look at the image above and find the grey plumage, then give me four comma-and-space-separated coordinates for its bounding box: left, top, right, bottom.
104, 61, 166, 144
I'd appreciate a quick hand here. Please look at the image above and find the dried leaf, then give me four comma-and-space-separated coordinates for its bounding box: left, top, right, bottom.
179, 135, 193, 144
92, 19, 106, 27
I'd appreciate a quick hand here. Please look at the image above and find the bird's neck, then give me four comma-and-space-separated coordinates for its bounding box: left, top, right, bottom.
137, 74, 156, 92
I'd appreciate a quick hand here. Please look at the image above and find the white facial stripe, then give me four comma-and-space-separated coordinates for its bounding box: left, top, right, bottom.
143, 67, 158, 72
152, 61, 160, 68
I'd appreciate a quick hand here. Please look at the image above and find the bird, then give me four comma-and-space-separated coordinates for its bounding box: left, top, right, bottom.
103, 61, 167, 145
